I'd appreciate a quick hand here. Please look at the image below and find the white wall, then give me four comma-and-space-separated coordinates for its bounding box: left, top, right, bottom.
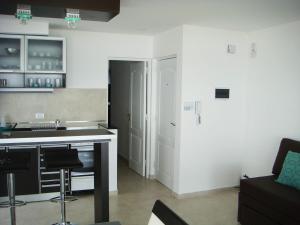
153, 22, 300, 195
152, 27, 183, 191
242, 21, 300, 177
0, 18, 49, 35
153, 27, 183, 58
177, 25, 247, 194
50, 29, 153, 88
34, 21, 300, 195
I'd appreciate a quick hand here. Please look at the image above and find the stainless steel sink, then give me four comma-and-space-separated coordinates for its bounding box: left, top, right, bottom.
14, 122, 66, 131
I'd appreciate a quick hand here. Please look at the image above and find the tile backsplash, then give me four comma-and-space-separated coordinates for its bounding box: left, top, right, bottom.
0, 88, 108, 123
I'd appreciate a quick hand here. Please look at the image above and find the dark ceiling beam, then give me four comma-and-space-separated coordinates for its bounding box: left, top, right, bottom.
0, 0, 120, 22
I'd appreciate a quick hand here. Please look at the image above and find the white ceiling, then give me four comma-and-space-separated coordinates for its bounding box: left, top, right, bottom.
1, 0, 300, 35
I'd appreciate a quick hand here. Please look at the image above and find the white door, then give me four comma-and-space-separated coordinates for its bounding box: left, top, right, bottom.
129, 62, 147, 176
156, 57, 177, 189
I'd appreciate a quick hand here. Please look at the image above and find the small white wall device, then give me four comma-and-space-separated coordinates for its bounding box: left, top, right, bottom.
250, 42, 257, 58
183, 101, 201, 125
195, 101, 201, 125
183, 101, 194, 112
227, 44, 236, 54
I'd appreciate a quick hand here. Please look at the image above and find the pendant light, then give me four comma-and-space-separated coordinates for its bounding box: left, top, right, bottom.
15, 4, 32, 25
65, 8, 81, 29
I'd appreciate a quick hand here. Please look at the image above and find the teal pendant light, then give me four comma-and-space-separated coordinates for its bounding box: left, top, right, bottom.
65, 8, 81, 29
15, 4, 32, 25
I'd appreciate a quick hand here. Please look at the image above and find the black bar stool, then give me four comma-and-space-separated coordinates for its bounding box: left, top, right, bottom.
44, 147, 83, 225
0, 150, 30, 225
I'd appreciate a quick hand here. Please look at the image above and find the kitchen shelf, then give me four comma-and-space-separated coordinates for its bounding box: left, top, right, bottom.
0, 88, 54, 93
0, 66, 66, 91
25, 70, 64, 74
0, 34, 66, 93
26, 36, 66, 74
28, 55, 62, 59
0, 69, 22, 73
0, 55, 20, 57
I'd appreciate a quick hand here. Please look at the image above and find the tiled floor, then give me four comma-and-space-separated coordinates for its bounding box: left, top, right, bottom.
0, 158, 239, 225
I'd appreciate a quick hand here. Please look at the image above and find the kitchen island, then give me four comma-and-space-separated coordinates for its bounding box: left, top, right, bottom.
0, 128, 115, 223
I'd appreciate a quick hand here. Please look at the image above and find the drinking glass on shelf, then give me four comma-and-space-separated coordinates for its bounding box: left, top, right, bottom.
28, 78, 34, 88
37, 78, 42, 88
0, 79, 8, 87
34, 80, 39, 88
42, 61, 46, 70
48, 61, 53, 70
55, 60, 60, 70
45, 78, 52, 88
35, 65, 41, 70
55, 78, 61, 88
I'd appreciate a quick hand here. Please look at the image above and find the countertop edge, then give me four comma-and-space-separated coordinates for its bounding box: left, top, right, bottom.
0, 134, 114, 143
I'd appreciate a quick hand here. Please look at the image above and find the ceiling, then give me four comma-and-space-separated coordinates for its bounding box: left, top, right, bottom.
1, 0, 300, 35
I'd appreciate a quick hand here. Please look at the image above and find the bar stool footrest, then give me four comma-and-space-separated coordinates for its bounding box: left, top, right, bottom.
50, 196, 78, 203
0, 200, 26, 208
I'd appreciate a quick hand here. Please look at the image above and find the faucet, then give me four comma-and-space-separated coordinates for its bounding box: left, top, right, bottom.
55, 119, 61, 128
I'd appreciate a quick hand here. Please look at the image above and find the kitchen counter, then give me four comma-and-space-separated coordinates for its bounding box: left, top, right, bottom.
0, 129, 114, 145
13, 120, 118, 131
0, 128, 114, 223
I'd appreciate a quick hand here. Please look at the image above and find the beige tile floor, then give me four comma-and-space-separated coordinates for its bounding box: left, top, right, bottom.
0, 159, 240, 225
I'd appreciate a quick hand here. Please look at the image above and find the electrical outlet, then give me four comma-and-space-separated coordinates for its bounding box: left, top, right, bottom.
35, 113, 44, 120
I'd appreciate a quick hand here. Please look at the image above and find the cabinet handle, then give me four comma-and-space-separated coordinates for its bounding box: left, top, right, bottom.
41, 179, 60, 183
41, 171, 60, 175
41, 184, 60, 188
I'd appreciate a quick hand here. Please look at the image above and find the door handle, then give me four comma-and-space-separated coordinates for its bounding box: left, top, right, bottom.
170, 122, 176, 127
127, 113, 131, 122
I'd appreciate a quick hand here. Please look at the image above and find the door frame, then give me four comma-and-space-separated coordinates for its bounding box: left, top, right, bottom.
108, 57, 152, 178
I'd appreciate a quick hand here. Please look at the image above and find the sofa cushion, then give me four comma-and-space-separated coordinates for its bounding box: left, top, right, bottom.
276, 151, 300, 190
240, 176, 300, 221
272, 138, 300, 176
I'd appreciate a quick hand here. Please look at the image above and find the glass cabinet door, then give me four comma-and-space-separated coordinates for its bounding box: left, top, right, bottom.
26, 36, 66, 73
0, 35, 24, 72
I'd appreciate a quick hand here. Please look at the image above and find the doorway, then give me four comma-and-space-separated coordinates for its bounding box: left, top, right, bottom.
108, 60, 149, 177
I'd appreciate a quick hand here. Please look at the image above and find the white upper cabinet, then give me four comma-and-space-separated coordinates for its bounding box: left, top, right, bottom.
0, 35, 66, 92
25, 36, 66, 74
0, 34, 25, 73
